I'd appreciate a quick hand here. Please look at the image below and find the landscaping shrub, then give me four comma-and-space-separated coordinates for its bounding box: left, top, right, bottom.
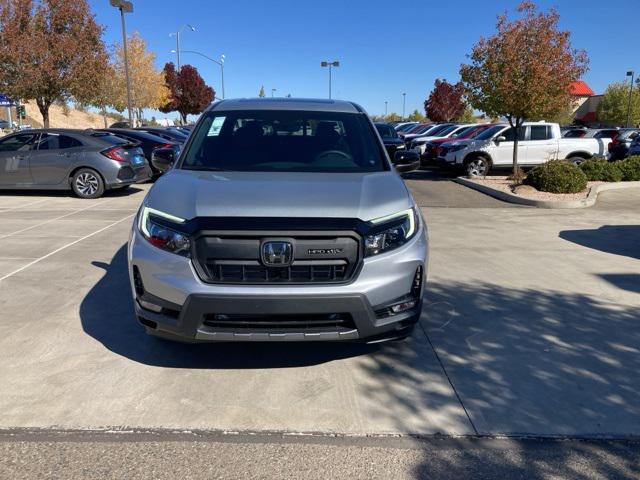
524, 160, 587, 194
618, 156, 640, 181
579, 158, 623, 182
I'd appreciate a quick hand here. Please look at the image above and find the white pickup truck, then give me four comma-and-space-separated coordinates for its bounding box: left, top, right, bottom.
437, 122, 611, 176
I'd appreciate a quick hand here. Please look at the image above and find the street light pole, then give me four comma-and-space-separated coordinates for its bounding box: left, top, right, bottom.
170, 24, 195, 71
175, 50, 225, 99
271, 88, 276, 97
626, 70, 635, 128
384, 101, 388, 116
110, 0, 134, 127
321, 61, 340, 99
402, 93, 406, 121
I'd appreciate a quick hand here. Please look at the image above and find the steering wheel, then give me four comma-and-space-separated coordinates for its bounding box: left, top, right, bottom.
314, 150, 352, 162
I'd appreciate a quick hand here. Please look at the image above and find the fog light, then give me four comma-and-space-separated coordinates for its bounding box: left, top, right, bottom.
390, 299, 417, 314
137, 298, 163, 313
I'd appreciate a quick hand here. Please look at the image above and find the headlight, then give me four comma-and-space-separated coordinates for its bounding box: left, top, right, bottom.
364, 207, 419, 257
139, 206, 191, 257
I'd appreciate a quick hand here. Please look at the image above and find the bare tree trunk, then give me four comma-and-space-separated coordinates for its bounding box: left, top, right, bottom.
101, 107, 108, 128
509, 116, 522, 175
36, 97, 51, 128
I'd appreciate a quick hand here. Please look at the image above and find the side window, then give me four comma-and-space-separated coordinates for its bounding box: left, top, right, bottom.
594, 130, 618, 139
59, 135, 83, 149
530, 125, 551, 140
0, 134, 37, 152
38, 134, 83, 150
502, 127, 526, 142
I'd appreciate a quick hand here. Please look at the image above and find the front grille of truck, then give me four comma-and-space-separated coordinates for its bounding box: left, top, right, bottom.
206, 261, 348, 283
202, 312, 356, 333
192, 232, 361, 285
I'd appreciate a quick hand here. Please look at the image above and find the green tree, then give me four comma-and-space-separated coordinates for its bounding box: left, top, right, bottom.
597, 81, 640, 127
258, 85, 266, 97
385, 112, 402, 122
0, 0, 109, 127
407, 109, 426, 122
460, 1, 588, 173
456, 105, 476, 123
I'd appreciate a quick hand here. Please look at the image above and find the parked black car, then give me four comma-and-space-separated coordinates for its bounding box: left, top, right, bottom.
374, 123, 407, 158
135, 127, 188, 143
608, 128, 640, 161
96, 128, 181, 177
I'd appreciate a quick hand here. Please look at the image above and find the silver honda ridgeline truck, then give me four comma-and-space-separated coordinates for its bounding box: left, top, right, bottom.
128, 98, 428, 343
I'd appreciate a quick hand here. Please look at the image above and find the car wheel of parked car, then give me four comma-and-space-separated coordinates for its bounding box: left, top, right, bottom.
465, 156, 491, 177
568, 157, 586, 166
72, 168, 105, 199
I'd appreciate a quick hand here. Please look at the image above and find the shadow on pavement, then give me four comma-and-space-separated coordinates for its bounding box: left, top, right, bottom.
0, 186, 144, 198
597, 273, 640, 294
417, 280, 640, 436
411, 438, 640, 480
80, 245, 378, 369
559, 225, 640, 260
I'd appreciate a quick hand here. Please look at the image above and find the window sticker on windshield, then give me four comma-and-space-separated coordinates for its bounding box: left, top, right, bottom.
208, 116, 226, 136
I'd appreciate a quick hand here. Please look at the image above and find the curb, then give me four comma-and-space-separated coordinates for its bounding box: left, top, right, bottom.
454, 177, 640, 209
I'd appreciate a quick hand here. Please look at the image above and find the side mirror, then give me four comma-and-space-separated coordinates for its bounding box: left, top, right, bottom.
495, 135, 506, 144
393, 150, 420, 173
151, 148, 175, 173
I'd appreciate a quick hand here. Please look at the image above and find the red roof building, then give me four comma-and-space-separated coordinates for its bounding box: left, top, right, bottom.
569, 80, 602, 125
569, 81, 595, 97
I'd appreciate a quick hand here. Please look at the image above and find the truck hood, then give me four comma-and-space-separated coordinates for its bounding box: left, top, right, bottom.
144, 169, 412, 222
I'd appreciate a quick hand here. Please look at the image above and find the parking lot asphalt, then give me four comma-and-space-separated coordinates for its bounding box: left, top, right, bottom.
0, 179, 638, 443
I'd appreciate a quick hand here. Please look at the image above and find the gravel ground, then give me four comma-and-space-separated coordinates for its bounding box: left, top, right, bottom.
467, 176, 604, 202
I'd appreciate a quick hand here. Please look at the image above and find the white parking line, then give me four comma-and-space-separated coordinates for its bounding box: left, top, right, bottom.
0, 198, 117, 240
0, 214, 134, 282
0, 198, 51, 211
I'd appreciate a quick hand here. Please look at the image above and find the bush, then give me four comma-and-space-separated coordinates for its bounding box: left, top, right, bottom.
618, 156, 640, 181
524, 160, 588, 193
579, 158, 623, 182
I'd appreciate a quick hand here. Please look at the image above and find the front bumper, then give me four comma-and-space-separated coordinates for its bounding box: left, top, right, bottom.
128, 223, 428, 343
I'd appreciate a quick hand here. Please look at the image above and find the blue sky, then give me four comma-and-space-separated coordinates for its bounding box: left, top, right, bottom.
89, 0, 639, 119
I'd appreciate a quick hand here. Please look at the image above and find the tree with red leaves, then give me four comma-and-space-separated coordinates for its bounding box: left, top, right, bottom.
160, 62, 215, 124
460, 1, 588, 173
0, 0, 109, 127
424, 79, 466, 122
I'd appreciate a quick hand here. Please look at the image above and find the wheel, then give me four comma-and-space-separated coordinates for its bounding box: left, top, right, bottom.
71, 168, 105, 199
465, 156, 491, 177
568, 157, 586, 166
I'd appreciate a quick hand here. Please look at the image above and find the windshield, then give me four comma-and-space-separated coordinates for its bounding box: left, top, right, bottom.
181, 110, 387, 173
438, 125, 459, 137
473, 125, 506, 140
375, 124, 397, 138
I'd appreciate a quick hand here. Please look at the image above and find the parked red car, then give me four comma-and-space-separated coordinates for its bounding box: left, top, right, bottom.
421, 124, 497, 167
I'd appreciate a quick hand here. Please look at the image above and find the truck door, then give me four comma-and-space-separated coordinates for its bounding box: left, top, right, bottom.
525, 125, 557, 165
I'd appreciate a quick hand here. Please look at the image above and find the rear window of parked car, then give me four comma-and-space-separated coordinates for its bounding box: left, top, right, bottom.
529, 125, 552, 140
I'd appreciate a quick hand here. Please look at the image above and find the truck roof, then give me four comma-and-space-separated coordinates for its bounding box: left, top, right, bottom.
208, 98, 365, 114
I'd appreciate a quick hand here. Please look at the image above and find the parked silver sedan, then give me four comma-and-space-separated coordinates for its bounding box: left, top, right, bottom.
0, 129, 151, 198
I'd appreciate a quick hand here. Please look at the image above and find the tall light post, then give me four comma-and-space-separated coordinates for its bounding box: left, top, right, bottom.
626, 70, 635, 128
320, 60, 340, 99
174, 50, 225, 99
384, 101, 388, 116
271, 88, 277, 97
109, 0, 134, 127
169, 24, 195, 71
402, 93, 406, 120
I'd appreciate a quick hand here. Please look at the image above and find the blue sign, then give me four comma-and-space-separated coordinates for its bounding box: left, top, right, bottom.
0, 94, 15, 107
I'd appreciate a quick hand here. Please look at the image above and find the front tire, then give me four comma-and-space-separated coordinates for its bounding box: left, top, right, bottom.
568, 156, 586, 166
465, 156, 491, 177
71, 168, 105, 199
